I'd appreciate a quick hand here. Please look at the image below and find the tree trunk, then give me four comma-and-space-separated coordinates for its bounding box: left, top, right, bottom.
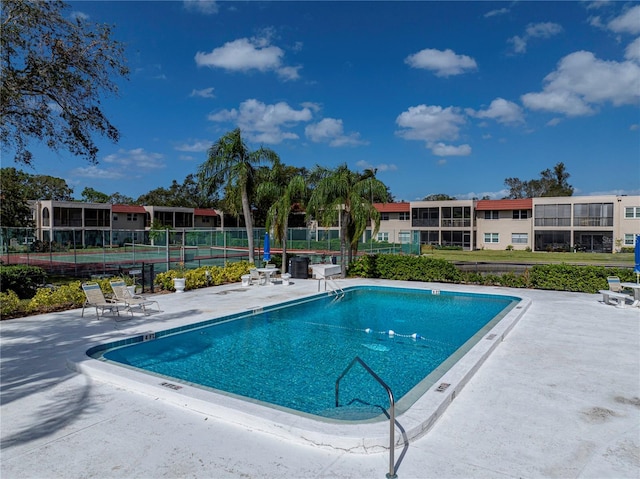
282, 216, 289, 274
339, 211, 348, 278
241, 185, 254, 263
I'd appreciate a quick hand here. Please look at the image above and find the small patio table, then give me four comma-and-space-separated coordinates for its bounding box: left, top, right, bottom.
256, 267, 279, 286
621, 282, 640, 307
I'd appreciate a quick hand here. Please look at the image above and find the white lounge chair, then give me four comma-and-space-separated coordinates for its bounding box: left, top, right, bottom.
81, 282, 122, 319
109, 279, 160, 315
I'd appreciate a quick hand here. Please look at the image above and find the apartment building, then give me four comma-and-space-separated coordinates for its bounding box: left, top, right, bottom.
25, 195, 638, 253
375, 195, 639, 252
29, 200, 221, 248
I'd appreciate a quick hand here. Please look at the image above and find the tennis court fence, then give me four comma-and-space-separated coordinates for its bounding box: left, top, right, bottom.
1, 227, 418, 290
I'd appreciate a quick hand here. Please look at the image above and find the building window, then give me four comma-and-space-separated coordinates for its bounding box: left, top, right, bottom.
380, 213, 389, 221
484, 210, 499, 220
398, 231, 410, 243
624, 234, 636, 246
112, 215, 118, 221
573, 203, 613, 227
412, 207, 439, 227
512, 233, 528, 244
484, 233, 499, 243
513, 209, 529, 219
84, 208, 110, 227
442, 206, 471, 227
534, 204, 571, 227
625, 207, 640, 218
42, 207, 50, 227
398, 212, 410, 221
127, 213, 138, 221
376, 232, 389, 242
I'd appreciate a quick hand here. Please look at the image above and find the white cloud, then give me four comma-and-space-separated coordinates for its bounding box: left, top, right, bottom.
404, 48, 477, 77
431, 143, 472, 157
305, 118, 367, 147
195, 36, 301, 80
396, 104, 466, 142
521, 50, 640, 116
355, 160, 398, 172
395, 104, 471, 156
526, 22, 564, 38
585, 1, 613, 10
189, 87, 215, 98
183, 0, 218, 15
103, 148, 166, 169
70, 165, 125, 180
70, 11, 89, 21
208, 99, 313, 144
508, 36, 527, 54
608, 5, 640, 34
508, 22, 563, 54
625, 37, 640, 62
174, 140, 211, 152
484, 8, 509, 18
466, 98, 524, 124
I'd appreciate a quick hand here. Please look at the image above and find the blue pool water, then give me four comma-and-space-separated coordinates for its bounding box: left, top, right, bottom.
93, 286, 518, 420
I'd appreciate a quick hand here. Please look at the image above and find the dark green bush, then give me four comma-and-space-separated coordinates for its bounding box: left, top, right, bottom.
527, 264, 634, 294
348, 254, 461, 283
349, 255, 634, 294
0, 265, 48, 299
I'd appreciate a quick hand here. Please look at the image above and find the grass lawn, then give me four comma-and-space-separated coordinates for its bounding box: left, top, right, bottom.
421, 249, 634, 267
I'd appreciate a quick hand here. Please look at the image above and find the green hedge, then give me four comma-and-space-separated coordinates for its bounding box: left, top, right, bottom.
0, 265, 48, 299
348, 254, 461, 283
348, 254, 635, 294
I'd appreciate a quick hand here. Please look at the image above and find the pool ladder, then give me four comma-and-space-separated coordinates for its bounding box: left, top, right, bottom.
335, 356, 397, 479
326, 277, 345, 300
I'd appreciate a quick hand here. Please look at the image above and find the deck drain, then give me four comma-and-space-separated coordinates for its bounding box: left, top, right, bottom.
160, 382, 182, 390
435, 382, 450, 392
485, 334, 497, 340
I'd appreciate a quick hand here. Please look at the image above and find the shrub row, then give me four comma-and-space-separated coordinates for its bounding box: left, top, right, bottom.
154, 261, 253, 292
347, 254, 635, 294
0, 262, 254, 318
0, 265, 48, 299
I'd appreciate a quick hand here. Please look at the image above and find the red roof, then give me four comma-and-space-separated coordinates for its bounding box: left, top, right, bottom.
194, 208, 218, 217
475, 199, 532, 211
112, 204, 146, 213
374, 202, 410, 213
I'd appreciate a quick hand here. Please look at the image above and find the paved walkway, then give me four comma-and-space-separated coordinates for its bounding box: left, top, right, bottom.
1, 278, 638, 478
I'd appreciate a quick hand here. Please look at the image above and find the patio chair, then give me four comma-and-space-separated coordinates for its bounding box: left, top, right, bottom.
249, 268, 266, 286
607, 276, 623, 292
81, 282, 122, 320
109, 279, 160, 315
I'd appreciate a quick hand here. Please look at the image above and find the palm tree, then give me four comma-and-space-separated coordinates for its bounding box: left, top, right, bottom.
257, 162, 307, 273
197, 128, 279, 263
306, 164, 388, 277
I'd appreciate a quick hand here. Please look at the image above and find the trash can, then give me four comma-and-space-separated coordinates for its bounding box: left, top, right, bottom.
289, 256, 309, 279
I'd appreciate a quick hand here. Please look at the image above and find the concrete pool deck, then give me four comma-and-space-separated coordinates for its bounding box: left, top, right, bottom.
1, 278, 638, 478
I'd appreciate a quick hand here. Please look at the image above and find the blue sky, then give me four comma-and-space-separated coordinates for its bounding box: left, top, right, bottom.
18, 1, 640, 201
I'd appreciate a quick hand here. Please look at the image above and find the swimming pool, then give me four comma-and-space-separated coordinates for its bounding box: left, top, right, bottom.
75, 283, 529, 451
92, 286, 515, 419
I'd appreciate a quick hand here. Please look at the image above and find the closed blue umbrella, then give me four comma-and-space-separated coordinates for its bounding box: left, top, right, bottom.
263, 232, 271, 262
634, 234, 640, 283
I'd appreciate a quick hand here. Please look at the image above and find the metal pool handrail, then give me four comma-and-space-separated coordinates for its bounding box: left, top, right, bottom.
335, 356, 397, 479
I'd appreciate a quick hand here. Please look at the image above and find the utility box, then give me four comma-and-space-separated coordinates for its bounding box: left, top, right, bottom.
289, 256, 309, 279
